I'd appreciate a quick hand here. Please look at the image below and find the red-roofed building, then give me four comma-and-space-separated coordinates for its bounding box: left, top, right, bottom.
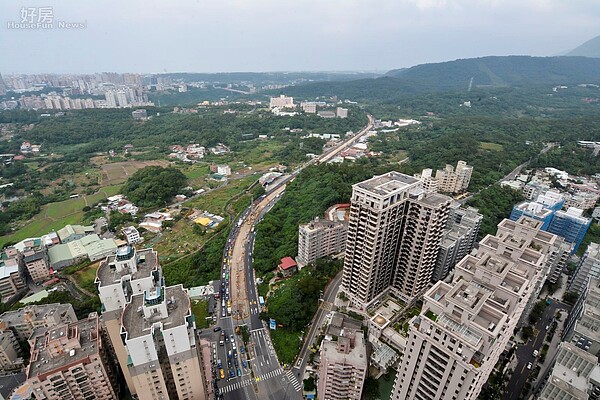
278, 257, 298, 277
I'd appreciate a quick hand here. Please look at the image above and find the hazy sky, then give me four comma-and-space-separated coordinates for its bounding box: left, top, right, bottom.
0, 0, 599, 74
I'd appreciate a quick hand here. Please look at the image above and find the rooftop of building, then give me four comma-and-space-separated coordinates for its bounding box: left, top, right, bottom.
0, 304, 75, 329
121, 284, 189, 340
279, 257, 297, 270
413, 192, 452, 207
27, 313, 100, 378
321, 330, 367, 367
96, 247, 158, 287
355, 171, 420, 196
326, 312, 363, 337
301, 217, 346, 231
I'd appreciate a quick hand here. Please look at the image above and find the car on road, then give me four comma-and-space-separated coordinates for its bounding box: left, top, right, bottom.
229, 369, 235, 378
219, 340, 224, 346
527, 362, 532, 370
219, 369, 225, 379
242, 360, 247, 368
545, 325, 549, 330
240, 346, 244, 354
213, 327, 222, 332
533, 350, 539, 357
237, 368, 242, 377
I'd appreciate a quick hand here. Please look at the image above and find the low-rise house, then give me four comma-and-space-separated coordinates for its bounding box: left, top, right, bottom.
278, 257, 298, 277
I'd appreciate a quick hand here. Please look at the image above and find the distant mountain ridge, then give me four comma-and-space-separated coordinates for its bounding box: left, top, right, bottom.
385, 56, 600, 89
566, 35, 600, 58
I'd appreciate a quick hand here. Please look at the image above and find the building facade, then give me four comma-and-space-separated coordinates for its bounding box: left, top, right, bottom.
342, 172, 452, 307
317, 316, 367, 400
433, 205, 483, 282
569, 242, 600, 296
26, 313, 120, 400
121, 284, 207, 400
391, 217, 561, 400
94, 246, 162, 397
435, 161, 473, 194
547, 207, 592, 253
297, 217, 347, 267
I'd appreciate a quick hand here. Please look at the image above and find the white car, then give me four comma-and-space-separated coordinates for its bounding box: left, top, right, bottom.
533, 350, 539, 357
527, 362, 532, 370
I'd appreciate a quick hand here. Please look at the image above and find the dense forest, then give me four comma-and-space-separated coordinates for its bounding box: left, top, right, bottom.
386, 56, 600, 89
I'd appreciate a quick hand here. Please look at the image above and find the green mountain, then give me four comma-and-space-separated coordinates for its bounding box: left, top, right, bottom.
566, 35, 600, 58
386, 56, 600, 89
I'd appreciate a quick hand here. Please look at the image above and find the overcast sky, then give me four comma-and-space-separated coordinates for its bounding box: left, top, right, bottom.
0, 0, 599, 74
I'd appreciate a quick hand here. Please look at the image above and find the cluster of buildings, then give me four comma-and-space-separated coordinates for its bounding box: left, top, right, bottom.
269, 95, 349, 118
417, 160, 474, 195
19, 142, 41, 155
104, 194, 139, 215
139, 211, 174, 233
168, 143, 206, 163
509, 188, 593, 254
308, 171, 576, 400
502, 167, 600, 213
539, 275, 600, 399
0, 245, 210, 399
188, 209, 225, 230
0, 224, 119, 298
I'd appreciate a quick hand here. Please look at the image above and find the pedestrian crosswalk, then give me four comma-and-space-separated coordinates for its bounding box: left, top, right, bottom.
219, 368, 284, 394
286, 370, 302, 392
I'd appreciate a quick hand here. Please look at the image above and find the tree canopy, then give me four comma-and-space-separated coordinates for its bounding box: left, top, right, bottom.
122, 166, 187, 208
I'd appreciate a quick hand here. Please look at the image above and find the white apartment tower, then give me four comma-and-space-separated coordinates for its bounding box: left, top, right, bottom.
120, 284, 206, 400
95, 246, 162, 396
342, 172, 452, 307
391, 217, 561, 400
297, 217, 347, 267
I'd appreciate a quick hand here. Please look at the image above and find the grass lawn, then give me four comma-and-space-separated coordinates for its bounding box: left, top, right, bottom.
0, 185, 121, 248
45, 197, 87, 219
270, 328, 301, 365
153, 219, 202, 262
72, 261, 100, 293
185, 175, 258, 215
191, 299, 210, 329
182, 164, 211, 180
480, 142, 504, 151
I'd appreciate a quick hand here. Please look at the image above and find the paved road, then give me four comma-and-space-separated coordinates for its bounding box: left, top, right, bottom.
503, 300, 570, 400
292, 271, 342, 381
209, 114, 375, 400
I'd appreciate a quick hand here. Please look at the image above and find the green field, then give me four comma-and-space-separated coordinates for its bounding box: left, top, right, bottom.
72, 262, 100, 293
186, 175, 258, 214
480, 142, 504, 151
0, 185, 121, 248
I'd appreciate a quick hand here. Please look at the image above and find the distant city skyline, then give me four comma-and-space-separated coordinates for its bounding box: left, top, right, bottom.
0, 0, 599, 74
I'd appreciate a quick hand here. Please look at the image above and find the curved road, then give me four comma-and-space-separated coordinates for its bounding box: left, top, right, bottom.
208, 114, 374, 400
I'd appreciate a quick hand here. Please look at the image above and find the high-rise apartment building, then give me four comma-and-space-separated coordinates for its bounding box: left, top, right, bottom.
547, 207, 592, 253
435, 161, 473, 194
120, 284, 206, 400
26, 312, 120, 399
0, 303, 77, 341
569, 242, 600, 296
342, 172, 452, 306
0, 247, 25, 299
433, 205, 482, 282
391, 217, 561, 400
317, 313, 367, 400
21, 238, 51, 283
297, 217, 347, 267
541, 279, 600, 400
94, 245, 162, 397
